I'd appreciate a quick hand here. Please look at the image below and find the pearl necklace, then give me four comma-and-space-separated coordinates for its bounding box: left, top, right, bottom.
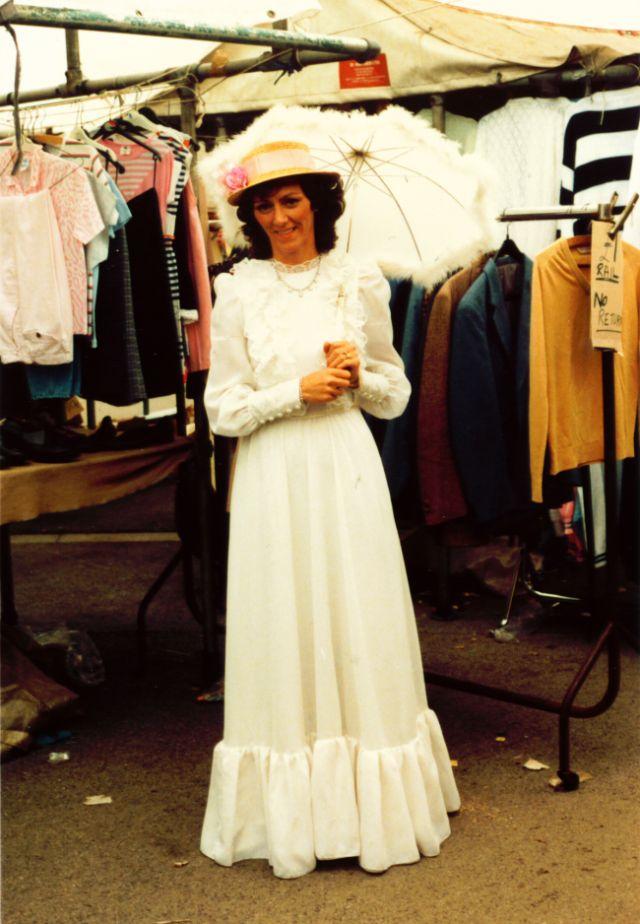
272, 255, 322, 298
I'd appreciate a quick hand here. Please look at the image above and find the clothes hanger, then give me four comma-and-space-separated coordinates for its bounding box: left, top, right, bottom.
94, 118, 161, 160
33, 131, 63, 146
494, 224, 524, 263
130, 105, 200, 151
66, 125, 126, 173
0, 130, 41, 176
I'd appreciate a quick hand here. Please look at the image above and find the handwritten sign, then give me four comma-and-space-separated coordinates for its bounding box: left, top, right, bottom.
590, 220, 624, 354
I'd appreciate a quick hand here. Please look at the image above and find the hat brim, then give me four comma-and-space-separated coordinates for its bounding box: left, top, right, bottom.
228, 168, 342, 206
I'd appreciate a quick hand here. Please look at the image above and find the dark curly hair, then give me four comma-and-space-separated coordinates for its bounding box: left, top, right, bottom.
236, 173, 345, 259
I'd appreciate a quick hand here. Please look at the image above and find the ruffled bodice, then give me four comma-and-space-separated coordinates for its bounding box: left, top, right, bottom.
230, 251, 367, 389
205, 251, 411, 438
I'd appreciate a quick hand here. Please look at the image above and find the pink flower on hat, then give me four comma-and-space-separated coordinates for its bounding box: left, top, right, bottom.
223, 165, 249, 192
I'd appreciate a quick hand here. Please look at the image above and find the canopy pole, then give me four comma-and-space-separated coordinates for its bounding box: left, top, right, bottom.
429, 93, 445, 133
0, 3, 380, 59
0, 50, 369, 108
64, 28, 83, 94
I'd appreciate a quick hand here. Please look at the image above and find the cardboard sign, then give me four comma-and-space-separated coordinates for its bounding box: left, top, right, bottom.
590, 220, 624, 354
339, 54, 390, 90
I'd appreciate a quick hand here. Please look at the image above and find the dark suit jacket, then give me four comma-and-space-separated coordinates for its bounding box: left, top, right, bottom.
449, 256, 532, 524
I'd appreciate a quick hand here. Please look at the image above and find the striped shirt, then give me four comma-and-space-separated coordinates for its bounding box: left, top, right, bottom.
559, 87, 640, 234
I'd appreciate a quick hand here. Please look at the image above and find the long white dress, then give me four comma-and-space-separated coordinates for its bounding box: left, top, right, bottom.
201, 250, 460, 879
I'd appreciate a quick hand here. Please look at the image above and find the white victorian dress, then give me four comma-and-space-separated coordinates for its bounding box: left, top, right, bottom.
201, 250, 460, 879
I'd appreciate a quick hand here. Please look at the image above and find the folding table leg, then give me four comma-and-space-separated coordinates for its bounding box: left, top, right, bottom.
1, 524, 18, 626
136, 548, 183, 676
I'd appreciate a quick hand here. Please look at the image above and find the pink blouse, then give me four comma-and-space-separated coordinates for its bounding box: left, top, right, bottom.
101, 136, 173, 226
183, 180, 212, 373
0, 145, 105, 335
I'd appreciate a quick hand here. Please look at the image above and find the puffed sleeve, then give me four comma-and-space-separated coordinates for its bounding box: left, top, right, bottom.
204, 273, 304, 437
354, 261, 411, 420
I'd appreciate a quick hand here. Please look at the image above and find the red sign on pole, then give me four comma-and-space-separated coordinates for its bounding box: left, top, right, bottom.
339, 54, 391, 90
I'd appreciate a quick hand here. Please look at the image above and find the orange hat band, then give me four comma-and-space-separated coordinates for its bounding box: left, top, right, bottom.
243, 144, 317, 185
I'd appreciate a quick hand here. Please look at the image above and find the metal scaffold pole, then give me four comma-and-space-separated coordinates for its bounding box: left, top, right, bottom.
0, 3, 380, 57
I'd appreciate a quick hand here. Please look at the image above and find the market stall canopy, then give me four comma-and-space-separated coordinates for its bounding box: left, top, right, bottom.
153, 0, 640, 114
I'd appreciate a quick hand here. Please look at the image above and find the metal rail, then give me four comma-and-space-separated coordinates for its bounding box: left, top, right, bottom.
498, 204, 626, 221
0, 3, 380, 59
0, 49, 360, 107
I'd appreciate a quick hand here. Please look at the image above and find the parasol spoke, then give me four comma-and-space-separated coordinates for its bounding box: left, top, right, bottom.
328, 134, 370, 195
322, 134, 469, 213
354, 157, 424, 260
360, 152, 468, 212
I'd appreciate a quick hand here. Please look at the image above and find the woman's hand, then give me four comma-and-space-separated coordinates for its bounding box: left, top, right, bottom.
300, 368, 352, 404
324, 340, 360, 388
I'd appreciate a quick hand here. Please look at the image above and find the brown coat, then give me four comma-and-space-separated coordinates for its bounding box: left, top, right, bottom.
417, 254, 490, 525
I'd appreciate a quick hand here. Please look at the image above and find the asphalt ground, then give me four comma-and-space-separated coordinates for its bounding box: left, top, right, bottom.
2, 483, 639, 924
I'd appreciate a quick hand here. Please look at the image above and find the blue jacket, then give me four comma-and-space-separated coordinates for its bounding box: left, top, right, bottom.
381, 281, 425, 500
449, 256, 532, 524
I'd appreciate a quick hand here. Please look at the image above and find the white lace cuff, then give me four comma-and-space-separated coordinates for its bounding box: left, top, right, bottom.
249, 377, 304, 426
357, 369, 390, 404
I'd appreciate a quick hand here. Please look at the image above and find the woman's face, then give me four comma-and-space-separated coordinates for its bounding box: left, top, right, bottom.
252, 182, 317, 264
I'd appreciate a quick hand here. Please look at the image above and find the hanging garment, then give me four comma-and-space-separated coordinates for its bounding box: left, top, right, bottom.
174, 190, 198, 318
41, 139, 117, 338
0, 189, 73, 365
624, 125, 640, 249
529, 236, 640, 503
80, 227, 146, 406
151, 128, 194, 324
417, 254, 490, 525
0, 145, 105, 336
24, 339, 83, 400
26, 163, 130, 401
201, 253, 460, 880
475, 97, 569, 257
182, 179, 212, 374
363, 278, 411, 450
114, 127, 193, 360
449, 256, 533, 524
416, 108, 478, 155
557, 87, 640, 554
84, 171, 119, 326
620, 455, 639, 582
118, 112, 199, 330
575, 462, 624, 571
92, 172, 132, 347
559, 87, 640, 235
380, 281, 426, 502
102, 135, 173, 220
124, 188, 182, 399
0, 362, 33, 418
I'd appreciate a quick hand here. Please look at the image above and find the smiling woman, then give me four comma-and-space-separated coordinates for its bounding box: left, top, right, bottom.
200, 138, 460, 879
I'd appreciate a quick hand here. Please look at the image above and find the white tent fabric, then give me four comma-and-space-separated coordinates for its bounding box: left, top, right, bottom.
153, 0, 640, 115
442, 0, 640, 30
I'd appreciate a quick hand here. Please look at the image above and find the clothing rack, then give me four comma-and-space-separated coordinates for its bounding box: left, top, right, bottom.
0, 12, 379, 686
425, 196, 637, 791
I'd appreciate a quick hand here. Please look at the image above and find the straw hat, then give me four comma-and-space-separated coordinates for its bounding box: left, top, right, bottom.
222, 140, 341, 206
